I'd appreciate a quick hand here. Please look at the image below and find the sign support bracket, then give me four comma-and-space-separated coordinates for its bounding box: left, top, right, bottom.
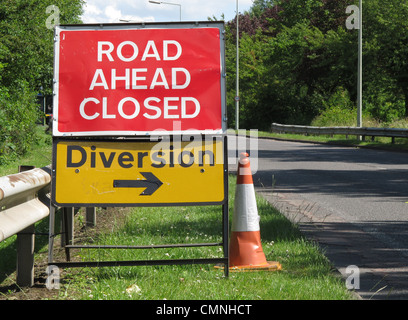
48, 202, 229, 278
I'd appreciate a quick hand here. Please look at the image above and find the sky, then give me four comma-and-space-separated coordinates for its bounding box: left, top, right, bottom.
81, 0, 254, 24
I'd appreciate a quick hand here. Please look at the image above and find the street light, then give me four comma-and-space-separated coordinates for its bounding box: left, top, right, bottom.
346, 2, 363, 133
357, 0, 362, 128
149, 1, 181, 21
235, 0, 239, 131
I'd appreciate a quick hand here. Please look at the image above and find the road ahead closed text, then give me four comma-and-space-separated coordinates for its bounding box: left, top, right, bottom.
54, 27, 224, 136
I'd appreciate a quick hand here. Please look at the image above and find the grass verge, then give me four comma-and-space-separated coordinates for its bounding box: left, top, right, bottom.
1, 128, 356, 300
0, 126, 53, 291
256, 130, 408, 152
0, 125, 52, 177
47, 176, 355, 300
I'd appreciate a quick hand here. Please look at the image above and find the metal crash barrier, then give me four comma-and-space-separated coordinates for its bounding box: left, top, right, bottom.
0, 166, 51, 286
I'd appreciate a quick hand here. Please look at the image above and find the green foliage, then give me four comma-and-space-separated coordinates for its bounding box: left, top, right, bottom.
0, 0, 83, 163
42, 177, 353, 300
362, 0, 408, 117
0, 82, 39, 164
226, 0, 408, 130
0, 0, 83, 93
311, 87, 357, 127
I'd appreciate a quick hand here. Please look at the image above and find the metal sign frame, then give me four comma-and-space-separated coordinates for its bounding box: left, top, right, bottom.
48, 21, 229, 276
47, 198, 229, 277
48, 136, 229, 276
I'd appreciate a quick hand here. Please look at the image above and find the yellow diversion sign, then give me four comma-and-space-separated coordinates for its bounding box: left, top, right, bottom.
52, 138, 226, 206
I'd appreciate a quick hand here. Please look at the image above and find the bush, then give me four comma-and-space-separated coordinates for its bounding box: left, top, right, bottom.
0, 83, 40, 165
364, 87, 406, 124
311, 87, 357, 127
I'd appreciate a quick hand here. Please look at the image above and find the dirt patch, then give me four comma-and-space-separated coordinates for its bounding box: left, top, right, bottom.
0, 206, 130, 300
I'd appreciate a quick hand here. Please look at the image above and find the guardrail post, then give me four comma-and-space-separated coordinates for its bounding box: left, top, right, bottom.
15, 165, 36, 287
16, 224, 35, 287
86, 207, 96, 227
0, 165, 52, 287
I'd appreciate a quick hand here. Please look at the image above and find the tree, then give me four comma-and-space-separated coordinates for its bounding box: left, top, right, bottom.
0, 0, 83, 94
226, 0, 359, 128
363, 0, 408, 118
0, 0, 83, 163
225, 0, 408, 129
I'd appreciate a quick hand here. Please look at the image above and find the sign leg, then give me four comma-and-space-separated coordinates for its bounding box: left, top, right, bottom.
222, 203, 229, 278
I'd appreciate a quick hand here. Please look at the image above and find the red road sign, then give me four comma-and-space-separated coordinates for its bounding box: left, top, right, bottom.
53, 22, 226, 137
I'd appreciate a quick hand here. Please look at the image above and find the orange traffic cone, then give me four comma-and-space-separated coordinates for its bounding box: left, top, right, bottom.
228, 152, 282, 271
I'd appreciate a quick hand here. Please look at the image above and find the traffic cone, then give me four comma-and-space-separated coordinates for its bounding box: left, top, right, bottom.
228, 152, 282, 271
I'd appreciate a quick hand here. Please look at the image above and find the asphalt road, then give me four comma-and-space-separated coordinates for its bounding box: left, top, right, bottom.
228, 136, 408, 300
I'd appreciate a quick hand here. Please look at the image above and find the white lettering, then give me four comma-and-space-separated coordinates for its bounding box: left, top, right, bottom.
79, 98, 100, 120
97, 41, 114, 62
200, 305, 252, 315
45, 5, 60, 30
156, 304, 190, 317
143, 97, 162, 119
181, 97, 200, 118
111, 68, 130, 90
164, 97, 179, 119
132, 68, 148, 89
90, 68, 190, 90
102, 97, 115, 119
97, 40, 182, 62
89, 69, 109, 90
163, 40, 182, 61
150, 68, 169, 89
79, 97, 200, 120
346, 5, 360, 30
118, 97, 140, 119
45, 265, 60, 290
172, 68, 191, 89
345, 265, 360, 289
142, 40, 161, 61
117, 41, 139, 62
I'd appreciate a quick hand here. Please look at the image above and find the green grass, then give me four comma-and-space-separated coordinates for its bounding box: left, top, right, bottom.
0, 126, 356, 300
0, 126, 53, 285
0, 125, 52, 177
255, 130, 408, 152
54, 176, 355, 300
248, 117, 408, 151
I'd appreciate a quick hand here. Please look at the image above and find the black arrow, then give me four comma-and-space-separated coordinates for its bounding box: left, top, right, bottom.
113, 172, 163, 196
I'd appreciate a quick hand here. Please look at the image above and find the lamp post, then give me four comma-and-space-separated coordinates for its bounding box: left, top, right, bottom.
235, 0, 239, 131
357, 0, 362, 128
149, 1, 181, 21
346, 2, 363, 133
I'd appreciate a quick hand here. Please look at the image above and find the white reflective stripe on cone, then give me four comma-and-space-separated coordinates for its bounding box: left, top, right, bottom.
232, 184, 260, 232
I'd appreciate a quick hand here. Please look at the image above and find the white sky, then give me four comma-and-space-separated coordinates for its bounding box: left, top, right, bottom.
81, 0, 254, 24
